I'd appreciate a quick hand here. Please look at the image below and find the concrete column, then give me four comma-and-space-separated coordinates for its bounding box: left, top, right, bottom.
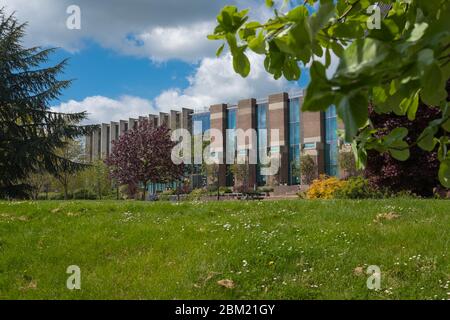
170, 110, 179, 131
85, 133, 93, 162
110, 122, 119, 154
100, 123, 109, 159
92, 128, 101, 161
119, 120, 127, 136
209, 103, 227, 187
301, 100, 325, 175
236, 98, 257, 189
149, 114, 158, 128
268, 92, 289, 185
182, 108, 194, 133
128, 118, 137, 131
138, 116, 147, 125
158, 112, 169, 127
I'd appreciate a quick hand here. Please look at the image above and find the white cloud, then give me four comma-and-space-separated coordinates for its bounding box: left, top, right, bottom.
124, 22, 218, 62
54, 52, 299, 123
1, 0, 273, 62
54, 95, 155, 124
154, 52, 297, 110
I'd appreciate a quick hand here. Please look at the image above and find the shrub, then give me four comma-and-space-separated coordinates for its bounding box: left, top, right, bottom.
335, 177, 383, 199
339, 151, 361, 178
219, 187, 232, 194
161, 189, 175, 196
300, 154, 317, 185
306, 175, 346, 199
257, 186, 274, 194
207, 185, 218, 193
187, 188, 207, 201
73, 188, 97, 200
48, 192, 67, 200
365, 101, 445, 197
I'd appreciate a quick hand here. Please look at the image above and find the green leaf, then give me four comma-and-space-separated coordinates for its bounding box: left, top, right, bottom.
421, 62, 447, 106
438, 159, 450, 188
265, 0, 274, 8
286, 6, 309, 22
383, 127, 408, 148
207, 34, 224, 40
216, 43, 225, 57
389, 141, 410, 161
282, 58, 301, 81
418, 126, 439, 151
336, 38, 389, 77
289, 18, 312, 48
383, 127, 410, 161
406, 91, 419, 121
337, 93, 369, 141
437, 137, 449, 162
310, 0, 335, 35
408, 22, 429, 42
303, 61, 335, 112
233, 51, 251, 77
325, 48, 331, 68
248, 32, 266, 54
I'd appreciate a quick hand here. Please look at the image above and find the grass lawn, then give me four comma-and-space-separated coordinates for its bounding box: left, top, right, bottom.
0, 199, 449, 300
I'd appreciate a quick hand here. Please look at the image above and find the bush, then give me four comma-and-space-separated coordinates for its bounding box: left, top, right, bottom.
339, 151, 361, 178
365, 101, 445, 197
306, 175, 346, 199
73, 188, 97, 200
219, 187, 233, 194
207, 185, 218, 193
257, 186, 274, 194
300, 154, 317, 185
335, 177, 383, 199
187, 188, 207, 201
161, 189, 175, 196
47, 192, 67, 200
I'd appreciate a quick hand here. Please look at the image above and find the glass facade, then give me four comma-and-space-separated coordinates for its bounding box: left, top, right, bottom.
324, 105, 338, 176
226, 109, 237, 186
256, 103, 268, 186
192, 112, 211, 135
191, 112, 211, 188
288, 98, 301, 185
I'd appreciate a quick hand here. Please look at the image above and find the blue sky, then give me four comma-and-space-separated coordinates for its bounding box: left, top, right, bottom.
5, 0, 316, 123
49, 42, 194, 102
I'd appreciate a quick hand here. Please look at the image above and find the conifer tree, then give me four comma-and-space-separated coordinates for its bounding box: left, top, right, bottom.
0, 9, 96, 198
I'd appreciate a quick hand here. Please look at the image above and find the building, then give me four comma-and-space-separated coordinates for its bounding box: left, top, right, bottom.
85, 91, 341, 191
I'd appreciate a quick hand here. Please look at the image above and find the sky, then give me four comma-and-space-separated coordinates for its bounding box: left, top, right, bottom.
2, 0, 333, 124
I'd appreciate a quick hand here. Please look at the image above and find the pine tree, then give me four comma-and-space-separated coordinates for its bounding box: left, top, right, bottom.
0, 9, 96, 198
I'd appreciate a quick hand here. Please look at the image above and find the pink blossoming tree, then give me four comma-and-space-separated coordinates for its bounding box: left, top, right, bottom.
105, 121, 184, 200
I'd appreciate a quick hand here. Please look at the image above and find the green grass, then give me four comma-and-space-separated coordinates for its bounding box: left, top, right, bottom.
0, 199, 449, 300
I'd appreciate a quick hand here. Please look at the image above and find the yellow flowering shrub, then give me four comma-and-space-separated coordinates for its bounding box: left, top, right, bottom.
306, 175, 347, 199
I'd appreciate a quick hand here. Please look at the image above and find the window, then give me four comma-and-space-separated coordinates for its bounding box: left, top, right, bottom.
289, 98, 301, 185
256, 103, 267, 186
192, 112, 211, 136
324, 105, 338, 176
226, 109, 237, 186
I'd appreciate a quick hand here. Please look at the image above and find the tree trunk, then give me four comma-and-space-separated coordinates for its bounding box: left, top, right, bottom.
63, 184, 68, 200
142, 182, 147, 201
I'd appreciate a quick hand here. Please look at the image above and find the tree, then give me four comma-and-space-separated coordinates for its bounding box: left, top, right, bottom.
339, 151, 361, 178
208, 1, 450, 187
105, 121, 184, 201
231, 162, 250, 193
365, 101, 443, 196
53, 139, 85, 200
204, 163, 221, 199
0, 10, 95, 198
26, 171, 53, 200
300, 154, 317, 185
